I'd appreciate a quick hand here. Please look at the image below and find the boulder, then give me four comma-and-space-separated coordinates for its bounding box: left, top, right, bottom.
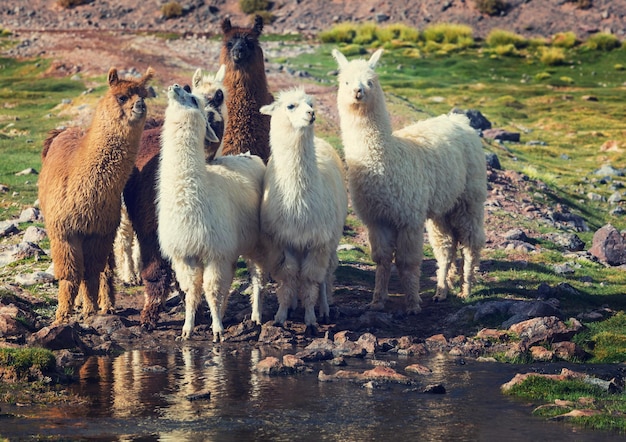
590, 224, 626, 266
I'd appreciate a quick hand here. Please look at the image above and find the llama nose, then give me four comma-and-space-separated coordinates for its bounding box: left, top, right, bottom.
354, 88, 363, 100
308, 110, 316, 123
134, 97, 146, 114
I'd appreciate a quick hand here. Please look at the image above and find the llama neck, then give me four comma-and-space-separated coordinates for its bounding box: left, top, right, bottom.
79, 115, 142, 193
160, 113, 206, 179
270, 128, 319, 196
339, 86, 393, 162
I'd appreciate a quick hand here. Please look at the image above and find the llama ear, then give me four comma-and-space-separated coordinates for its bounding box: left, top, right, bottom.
192, 68, 203, 89
221, 18, 232, 33
331, 49, 348, 69
107, 68, 119, 86
141, 66, 155, 86
368, 49, 383, 68
205, 120, 219, 143
216, 64, 226, 82
259, 103, 275, 116
253, 15, 264, 35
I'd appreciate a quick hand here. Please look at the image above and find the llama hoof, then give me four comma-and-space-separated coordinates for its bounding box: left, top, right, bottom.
432, 294, 447, 303
212, 332, 223, 343
368, 301, 386, 311
304, 324, 319, 338
405, 304, 422, 315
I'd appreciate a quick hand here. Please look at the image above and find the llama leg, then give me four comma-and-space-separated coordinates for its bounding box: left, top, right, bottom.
301, 248, 330, 327
114, 204, 138, 285
319, 252, 338, 322
81, 234, 115, 317
459, 246, 481, 299
273, 251, 298, 325
396, 227, 423, 314
139, 239, 172, 330
426, 219, 455, 302
203, 260, 235, 343
172, 257, 203, 340
51, 236, 84, 324
368, 225, 394, 310
98, 251, 116, 314
247, 260, 264, 325
301, 280, 320, 330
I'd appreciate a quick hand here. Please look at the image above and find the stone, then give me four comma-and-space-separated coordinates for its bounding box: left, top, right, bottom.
22, 226, 47, 243
14, 271, 55, 286
356, 332, 378, 354
28, 324, 84, 351
485, 152, 501, 169
0, 221, 19, 238
451, 108, 492, 131
423, 384, 446, 394
589, 224, 626, 266
508, 316, 582, 346
482, 128, 520, 142
504, 228, 529, 241
0, 242, 46, 267
18, 207, 41, 223
552, 341, 589, 361
530, 345, 554, 361
405, 363, 432, 375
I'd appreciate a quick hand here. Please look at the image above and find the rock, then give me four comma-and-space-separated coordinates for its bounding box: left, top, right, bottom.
508, 316, 583, 346
405, 363, 432, 375
485, 152, 501, 169
0, 221, 19, 238
544, 232, 585, 252
423, 383, 446, 394
552, 341, 590, 361
451, 108, 492, 131
530, 345, 554, 361
589, 224, 626, 266
282, 354, 305, 369
476, 328, 510, 342
18, 207, 41, 223
14, 271, 54, 286
504, 228, 529, 241
318, 366, 412, 384
255, 356, 285, 375
356, 332, 378, 354
28, 324, 84, 351
258, 323, 296, 345
22, 226, 47, 243
15, 167, 38, 176
482, 128, 520, 142
296, 338, 335, 361
594, 164, 623, 177
0, 242, 46, 267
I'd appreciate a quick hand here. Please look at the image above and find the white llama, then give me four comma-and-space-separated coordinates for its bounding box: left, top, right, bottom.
260, 88, 348, 330
157, 84, 266, 342
192, 64, 228, 160
332, 48, 487, 313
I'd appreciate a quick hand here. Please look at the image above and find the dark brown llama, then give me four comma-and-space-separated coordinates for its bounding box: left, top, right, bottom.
123, 84, 225, 330
219, 15, 273, 162
38, 67, 155, 324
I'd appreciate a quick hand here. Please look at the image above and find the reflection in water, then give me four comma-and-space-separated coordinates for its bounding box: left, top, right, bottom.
1, 347, 620, 441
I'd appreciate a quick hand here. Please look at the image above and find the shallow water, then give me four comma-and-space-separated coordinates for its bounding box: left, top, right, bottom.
1, 347, 622, 441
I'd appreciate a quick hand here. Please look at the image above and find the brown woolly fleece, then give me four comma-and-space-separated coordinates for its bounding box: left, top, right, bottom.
38, 66, 154, 324
219, 15, 273, 163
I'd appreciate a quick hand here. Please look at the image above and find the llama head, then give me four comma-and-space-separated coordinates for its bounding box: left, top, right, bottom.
261, 88, 315, 132
220, 15, 264, 68
191, 65, 228, 158
192, 64, 227, 121
332, 49, 383, 109
104, 66, 155, 126
166, 84, 219, 143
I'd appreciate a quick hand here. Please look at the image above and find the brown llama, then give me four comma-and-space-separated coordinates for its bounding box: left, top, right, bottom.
38, 67, 155, 324
219, 15, 273, 162
123, 84, 224, 330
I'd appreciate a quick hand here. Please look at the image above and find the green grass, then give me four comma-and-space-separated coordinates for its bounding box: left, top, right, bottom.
0, 57, 86, 220
505, 376, 626, 433
0, 347, 56, 375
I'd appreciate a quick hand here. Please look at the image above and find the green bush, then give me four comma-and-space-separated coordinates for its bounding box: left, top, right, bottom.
584, 33, 621, 51
540, 46, 566, 65
551, 31, 578, 48
486, 29, 528, 49
0, 348, 56, 376
239, 0, 269, 14
492, 43, 520, 57
319, 23, 358, 43
474, 0, 507, 16
353, 22, 378, 45
161, 1, 183, 19
376, 23, 420, 43
422, 23, 474, 46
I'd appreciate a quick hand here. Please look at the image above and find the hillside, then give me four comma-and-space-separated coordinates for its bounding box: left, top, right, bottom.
1, 0, 625, 41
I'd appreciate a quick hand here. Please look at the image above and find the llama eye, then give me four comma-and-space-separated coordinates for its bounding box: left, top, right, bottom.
191, 96, 198, 107
287, 104, 295, 110
117, 95, 128, 104
367, 80, 373, 87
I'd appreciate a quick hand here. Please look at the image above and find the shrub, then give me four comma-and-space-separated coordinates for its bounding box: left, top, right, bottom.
422, 23, 474, 45
56, 0, 90, 8
255, 10, 275, 24
552, 31, 578, 48
0, 348, 56, 377
239, 0, 269, 14
354, 22, 378, 45
615, 64, 625, 71
161, 1, 183, 19
486, 29, 528, 49
540, 47, 566, 65
319, 23, 358, 43
492, 43, 520, 57
474, 0, 508, 16
376, 23, 420, 43
584, 33, 621, 51
535, 72, 552, 81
